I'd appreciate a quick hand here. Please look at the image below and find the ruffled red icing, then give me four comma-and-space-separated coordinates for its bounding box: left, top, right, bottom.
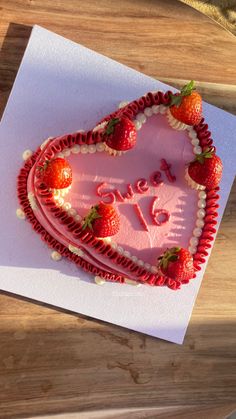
191, 118, 220, 270
17, 92, 220, 290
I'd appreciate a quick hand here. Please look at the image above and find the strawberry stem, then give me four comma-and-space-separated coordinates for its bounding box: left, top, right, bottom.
170, 95, 182, 107
170, 80, 196, 107
104, 118, 120, 136
159, 247, 181, 270
181, 80, 195, 96
193, 147, 215, 165
82, 205, 102, 230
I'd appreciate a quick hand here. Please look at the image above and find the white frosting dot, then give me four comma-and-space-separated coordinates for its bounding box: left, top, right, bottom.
131, 255, 138, 263
188, 246, 197, 254
144, 263, 151, 271
124, 278, 141, 287
88, 144, 96, 154
63, 149, 71, 157
28, 192, 37, 210
199, 185, 206, 191
62, 202, 71, 211
103, 237, 112, 244
96, 142, 105, 152
123, 250, 131, 258
118, 101, 129, 109
57, 197, 64, 206
198, 199, 206, 209
16, 208, 26, 220
40, 137, 52, 150
151, 105, 160, 114
151, 266, 158, 274
136, 113, 146, 124
51, 251, 62, 261
189, 130, 197, 140
67, 208, 77, 216
193, 227, 202, 237
22, 149, 33, 161
197, 209, 206, 219
94, 276, 106, 285
81, 145, 88, 154
93, 121, 107, 132
190, 236, 199, 247
159, 105, 167, 114
199, 191, 207, 199
71, 145, 80, 154
137, 260, 144, 267
68, 244, 84, 257
196, 218, 204, 228
134, 120, 142, 131
111, 242, 117, 250
144, 107, 153, 117
56, 152, 64, 158
117, 246, 124, 255
53, 189, 61, 199
191, 138, 199, 146
193, 145, 202, 155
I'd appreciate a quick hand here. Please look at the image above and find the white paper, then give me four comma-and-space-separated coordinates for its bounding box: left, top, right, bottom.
0, 25, 235, 344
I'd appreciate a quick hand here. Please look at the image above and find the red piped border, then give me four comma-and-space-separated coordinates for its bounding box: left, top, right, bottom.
17, 90, 220, 290
192, 118, 220, 270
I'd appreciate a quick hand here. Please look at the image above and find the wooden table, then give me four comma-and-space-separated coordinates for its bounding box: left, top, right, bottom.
0, 1, 235, 417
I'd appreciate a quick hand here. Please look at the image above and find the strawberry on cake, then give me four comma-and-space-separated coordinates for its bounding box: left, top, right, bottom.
17, 81, 223, 290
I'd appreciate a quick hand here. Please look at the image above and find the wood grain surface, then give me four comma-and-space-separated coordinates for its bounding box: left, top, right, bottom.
0, 0, 236, 418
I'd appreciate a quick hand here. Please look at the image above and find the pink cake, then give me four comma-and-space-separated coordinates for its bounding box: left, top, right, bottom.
17, 84, 222, 290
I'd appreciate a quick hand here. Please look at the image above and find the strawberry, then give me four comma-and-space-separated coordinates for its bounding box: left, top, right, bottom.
159, 247, 194, 281
42, 158, 72, 189
188, 147, 223, 189
83, 203, 120, 238
104, 117, 137, 151
169, 80, 202, 125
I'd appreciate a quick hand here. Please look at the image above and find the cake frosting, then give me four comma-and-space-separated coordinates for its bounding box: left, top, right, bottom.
17, 87, 221, 290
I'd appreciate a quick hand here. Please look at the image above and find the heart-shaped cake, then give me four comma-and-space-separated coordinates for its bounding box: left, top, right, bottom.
17, 81, 222, 290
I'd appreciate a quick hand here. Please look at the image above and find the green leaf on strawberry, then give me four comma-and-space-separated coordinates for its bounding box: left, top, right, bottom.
82, 203, 120, 238
192, 147, 215, 165
82, 206, 102, 231
104, 117, 137, 152
158, 247, 194, 282
158, 247, 181, 270
181, 80, 195, 96
104, 118, 120, 136
188, 147, 223, 189
170, 80, 196, 107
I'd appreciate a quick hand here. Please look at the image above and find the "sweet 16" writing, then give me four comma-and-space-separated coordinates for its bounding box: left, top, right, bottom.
96, 159, 176, 231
